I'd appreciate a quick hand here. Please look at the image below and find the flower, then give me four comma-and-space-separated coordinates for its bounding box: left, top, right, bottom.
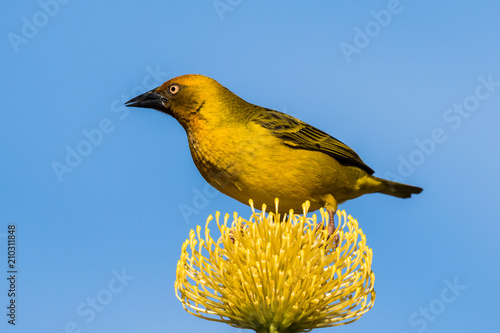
175, 199, 375, 333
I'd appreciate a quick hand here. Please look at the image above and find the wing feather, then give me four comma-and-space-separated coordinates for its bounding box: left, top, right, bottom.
253, 109, 374, 174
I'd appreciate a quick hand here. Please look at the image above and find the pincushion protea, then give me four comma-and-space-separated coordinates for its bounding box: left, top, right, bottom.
175, 199, 375, 333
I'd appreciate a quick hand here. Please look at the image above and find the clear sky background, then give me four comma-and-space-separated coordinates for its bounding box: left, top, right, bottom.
2, 1, 500, 332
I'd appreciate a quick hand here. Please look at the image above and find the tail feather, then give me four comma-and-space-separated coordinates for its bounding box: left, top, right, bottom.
374, 177, 423, 198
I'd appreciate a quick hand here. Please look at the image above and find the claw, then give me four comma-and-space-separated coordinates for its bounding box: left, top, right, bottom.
315, 208, 339, 249
229, 222, 247, 243
328, 208, 340, 248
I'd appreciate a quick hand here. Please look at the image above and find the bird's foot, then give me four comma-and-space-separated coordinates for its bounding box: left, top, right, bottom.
229, 222, 247, 243
328, 220, 340, 248
314, 209, 339, 248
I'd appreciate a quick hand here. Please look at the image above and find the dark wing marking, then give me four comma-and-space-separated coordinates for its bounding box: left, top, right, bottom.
253, 108, 375, 174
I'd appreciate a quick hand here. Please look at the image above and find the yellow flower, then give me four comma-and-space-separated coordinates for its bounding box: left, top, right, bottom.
175, 199, 375, 333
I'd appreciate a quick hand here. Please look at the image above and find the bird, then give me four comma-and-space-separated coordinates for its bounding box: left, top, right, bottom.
125, 74, 422, 239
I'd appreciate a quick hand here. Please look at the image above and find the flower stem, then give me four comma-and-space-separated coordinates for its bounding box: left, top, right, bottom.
257, 323, 286, 333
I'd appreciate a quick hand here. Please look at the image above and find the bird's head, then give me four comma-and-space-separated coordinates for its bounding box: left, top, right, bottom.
125, 74, 248, 130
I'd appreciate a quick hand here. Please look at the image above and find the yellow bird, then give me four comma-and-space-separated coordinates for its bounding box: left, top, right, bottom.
126, 74, 422, 236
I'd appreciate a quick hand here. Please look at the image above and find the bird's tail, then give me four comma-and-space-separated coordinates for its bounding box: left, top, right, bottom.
374, 177, 423, 198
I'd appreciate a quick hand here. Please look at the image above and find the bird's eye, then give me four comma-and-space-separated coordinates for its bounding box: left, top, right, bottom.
169, 84, 180, 94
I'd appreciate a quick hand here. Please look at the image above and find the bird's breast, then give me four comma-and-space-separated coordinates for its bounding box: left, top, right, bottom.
187, 125, 250, 191
185, 123, 347, 211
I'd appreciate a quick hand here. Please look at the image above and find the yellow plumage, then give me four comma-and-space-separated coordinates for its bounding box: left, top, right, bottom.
126, 74, 422, 234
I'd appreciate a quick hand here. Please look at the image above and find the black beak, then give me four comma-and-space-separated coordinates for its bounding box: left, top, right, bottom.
125, 88, 170, 114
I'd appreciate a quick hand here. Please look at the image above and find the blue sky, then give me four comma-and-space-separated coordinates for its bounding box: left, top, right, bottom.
2, 1, 500, 332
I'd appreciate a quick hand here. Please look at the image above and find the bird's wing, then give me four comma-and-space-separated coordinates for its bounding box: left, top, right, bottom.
252, 108, 375, 174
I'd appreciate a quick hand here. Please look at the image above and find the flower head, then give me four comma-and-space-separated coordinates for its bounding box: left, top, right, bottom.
175, 200, 375, 333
